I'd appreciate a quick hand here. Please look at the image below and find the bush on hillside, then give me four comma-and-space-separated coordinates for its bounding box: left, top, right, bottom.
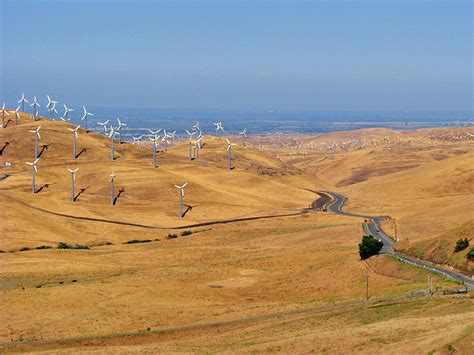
359, 236, 384, 260
180, 230, 193, 236
454, 238, 469, 252
123, 239, 152, 244
57, 242, 90, 250
467, 248, 474, 261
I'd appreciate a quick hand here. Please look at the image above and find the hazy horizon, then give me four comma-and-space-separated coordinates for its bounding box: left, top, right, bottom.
1, 0, 472, 114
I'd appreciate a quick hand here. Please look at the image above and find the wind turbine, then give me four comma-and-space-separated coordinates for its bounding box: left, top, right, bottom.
46, 95, 57, 110
17, 93, 29, 112
186, 130, 195, 160
108, 125, 117, 160
81, 106, 94, 132
1, 103, 10, 128
29, 125, 42, 159
49, 102, 59, 120
98, 120, 110, 134
117, 118, 127, 144
239, 128, 247, 146
226, 138, 236, 170
132, 135, 143, 146
148, 129, 161, 167
14, 105, 21, 125
149, 135, 160, 168
193, 136, 203, 160
63, 104, 74, 121
161, 131, 170, 152
68, 125, 80, 159
110, 170, 116, 206
30, 96, 40, 118
192, 121, 201, 135
67, 167, 79, 203
213, 122, 225, 137
26, 158, 39, 194
174, 182, 188, 218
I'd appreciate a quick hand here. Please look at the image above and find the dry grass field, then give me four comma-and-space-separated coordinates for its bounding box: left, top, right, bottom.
0, 113, 473, 353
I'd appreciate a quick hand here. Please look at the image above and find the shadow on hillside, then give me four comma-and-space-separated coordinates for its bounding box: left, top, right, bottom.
113, 187, 125, 205
36, 183, 52, 193
37, 144, 50, 158
183, 204, 198, 217
76, 148, 87, 159
74, 187, 89, 202
0, 141, 11, 155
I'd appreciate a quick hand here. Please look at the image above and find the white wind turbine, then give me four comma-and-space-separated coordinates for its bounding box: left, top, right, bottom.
162, 130, 171, 152
81, 106, 94, 132
18, 93, 29, 112
110, 170, 116, 206
46, 95, 57, 112
29, 125, 42, 159
192, 121, 201, 135
1, 103, 10, 128
68, 125, 80, 159
239, 128, 247, 146
116, 118, 127, 144
186, 130, 195, 160
26, 158, 39, 194
132, 135, 143, 146
193, 135, 203, 160
226, 138, 236, 170
108, 125, 118, 160
67, 167, 79, 203
148, 129, 161, 168
14, 105, 21, 125
213, 122, 225, 137
174, 182, 188, 218
98, 120, 110, 134
49, 102, 59, 120
63, 104, 74, 121
30, 96, 40, 119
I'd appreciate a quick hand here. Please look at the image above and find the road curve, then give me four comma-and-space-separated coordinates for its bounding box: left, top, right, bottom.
319, 191, 474, 290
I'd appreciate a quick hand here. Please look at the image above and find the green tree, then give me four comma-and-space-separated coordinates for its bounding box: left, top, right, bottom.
359, 236, 384, 259
454, 238, 469, 252
467, 247, 474, 261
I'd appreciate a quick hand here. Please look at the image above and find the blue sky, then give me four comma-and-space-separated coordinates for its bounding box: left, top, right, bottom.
0, 0, 472, 112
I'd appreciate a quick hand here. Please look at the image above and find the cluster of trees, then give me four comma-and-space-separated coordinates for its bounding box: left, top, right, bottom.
454, 238, 469, 252
359, 235, 384, 259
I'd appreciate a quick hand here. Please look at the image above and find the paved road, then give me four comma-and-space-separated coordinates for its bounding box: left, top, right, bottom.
319, 191, 474, 290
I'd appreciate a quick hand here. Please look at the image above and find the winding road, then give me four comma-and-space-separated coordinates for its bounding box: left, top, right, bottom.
318, 191, 474, 290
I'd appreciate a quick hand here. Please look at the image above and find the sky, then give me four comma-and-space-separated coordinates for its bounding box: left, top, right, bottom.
0, 0, 472, 113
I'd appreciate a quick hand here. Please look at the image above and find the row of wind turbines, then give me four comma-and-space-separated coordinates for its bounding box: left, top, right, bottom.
5, 94, 248, 218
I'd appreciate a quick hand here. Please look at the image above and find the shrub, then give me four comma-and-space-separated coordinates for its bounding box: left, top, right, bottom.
180, 230, 193, 236
358, 236, 384, 259
454, 238, 469, 252
467, 248, 474, 261
19, 247, 31, 252
35, 245, 52, 250
57, 242, 90, 250
123, 239, 152, 244
166, 233, 178, 239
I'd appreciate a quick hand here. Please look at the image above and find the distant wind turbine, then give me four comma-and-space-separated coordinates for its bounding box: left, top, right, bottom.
17, 93, 29, 112
26, 158, 40, 194
67, 167, 79, 203
174, 182, 188, 218
29, 125, 42, 159
81, 106, 94, 132
68, 125, 80, 159
226, 138, 236, 170
1, 103, 10, 128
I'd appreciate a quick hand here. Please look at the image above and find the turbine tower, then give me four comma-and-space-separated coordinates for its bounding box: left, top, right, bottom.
18, 93, 29, 112
132, 135, 143, 146
81, 106, 94, 132
30, 97, 40, 119
29, 125, 42, 159
239, 128, 247, 146
26, 158, 39, 194
14, 106, 21, 125
68, 167, 79, 203
63, 104, 74, 121
186, 130, 195, 160
226, 138, 236, 170
148, 129, 161, 167
1, 103, 10, 128
174, 182, 188, 218
68, 125, 80, 159
110, 170, 116, 206
117, 118, 127, 144
108, 126, 117, 160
